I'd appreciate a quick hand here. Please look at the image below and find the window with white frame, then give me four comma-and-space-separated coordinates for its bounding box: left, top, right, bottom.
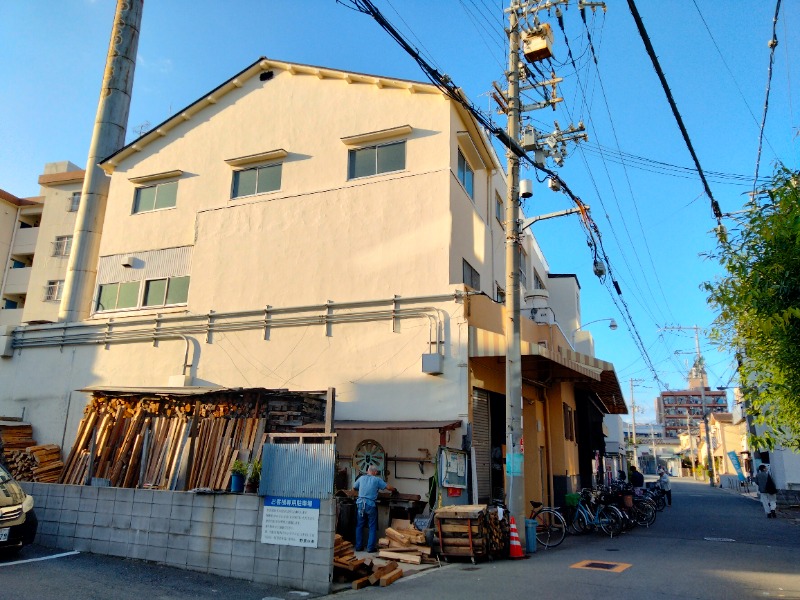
533, 271, 544, 290
462, 259, 480, 290
231, 163, 282, 199
44, 280, 64, 302
142, 276, 190, 307
68, 191, 81, 212
518, 248, 528, 289
495, 192, 504, 225
496, 284, 505, 303
53, 235, 73, 257
348, 140, 406, 179
457, 150, 474, 198
133, 180, 178, 214
96, 281, 140, 311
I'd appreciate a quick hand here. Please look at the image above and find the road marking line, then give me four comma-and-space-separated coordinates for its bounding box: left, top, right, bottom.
0, 550, 80, 567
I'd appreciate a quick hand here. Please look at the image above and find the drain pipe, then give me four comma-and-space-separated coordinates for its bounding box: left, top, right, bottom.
59, 0, 144, 322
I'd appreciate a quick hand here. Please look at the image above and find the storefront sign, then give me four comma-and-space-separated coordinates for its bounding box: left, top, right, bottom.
261, 496, 320, 547
506, 452, 523, 476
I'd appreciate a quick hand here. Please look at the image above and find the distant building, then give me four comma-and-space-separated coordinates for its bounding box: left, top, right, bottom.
656, 358, 727, 439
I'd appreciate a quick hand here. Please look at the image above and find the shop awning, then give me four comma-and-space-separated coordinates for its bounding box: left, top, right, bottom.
468, 327, 627, 415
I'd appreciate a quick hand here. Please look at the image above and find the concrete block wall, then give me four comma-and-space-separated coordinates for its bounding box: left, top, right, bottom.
21, 483, 335, 594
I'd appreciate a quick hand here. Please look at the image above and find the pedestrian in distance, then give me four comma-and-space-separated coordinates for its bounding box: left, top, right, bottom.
756, 464, 778, 518
352, 464, 396, 552
658, 468, 672, 506
630, 465, 644, 488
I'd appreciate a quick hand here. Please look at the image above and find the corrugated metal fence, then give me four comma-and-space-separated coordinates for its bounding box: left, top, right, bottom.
260, 443, 336, 499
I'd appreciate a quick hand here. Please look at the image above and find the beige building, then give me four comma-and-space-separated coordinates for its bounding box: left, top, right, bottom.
1, 162, 85, 329
0, 58, 624, 506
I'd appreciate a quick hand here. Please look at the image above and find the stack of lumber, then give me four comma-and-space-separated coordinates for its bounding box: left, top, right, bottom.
59, 389, 327, 489
4, 444, 63, 483
376, 519, 435, 564
333, 535, 404, 590
433, 504, 505, 561
0, 420, 36, 455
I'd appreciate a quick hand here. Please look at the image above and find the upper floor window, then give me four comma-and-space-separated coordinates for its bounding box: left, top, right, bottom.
457, 150, 474, 199
496, 284, 505, 303
348, 140, 405, 180
495, 193, 504, 224
96, 281, 140, 311
133, 181, 178, 214
44, 280, 64, 302
68, 192, 81, 212
518, 249, 528, 289
143, 276, 190, 307
463, 259, 480, 291
53, 235, 73, 257
231, 163, 282, 199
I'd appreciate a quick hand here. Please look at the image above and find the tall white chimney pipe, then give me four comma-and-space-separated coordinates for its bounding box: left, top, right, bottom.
59, 0, 144, 322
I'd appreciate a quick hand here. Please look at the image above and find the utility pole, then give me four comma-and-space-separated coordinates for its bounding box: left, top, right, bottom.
687, 412, 697, 480
662, 325, 715, 487
503, 1, 524, 537
499, 0, 592, 537
629, 378, 643, 469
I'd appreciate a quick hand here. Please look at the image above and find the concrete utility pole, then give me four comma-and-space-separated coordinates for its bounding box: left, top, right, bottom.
663, 325, 716, 487
59, 0, 144, 322
629, 378, 644, 469
503, 1, 524, 536
687, 412, 698, 480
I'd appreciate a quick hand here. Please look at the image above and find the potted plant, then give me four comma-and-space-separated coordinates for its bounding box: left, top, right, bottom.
246, 459, 262, 494
230, 459, 248, 493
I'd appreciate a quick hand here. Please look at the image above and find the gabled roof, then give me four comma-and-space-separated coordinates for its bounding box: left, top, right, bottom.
100, 57, 475, 174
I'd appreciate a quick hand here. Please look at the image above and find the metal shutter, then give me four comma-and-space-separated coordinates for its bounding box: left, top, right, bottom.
471, 388, 491, 503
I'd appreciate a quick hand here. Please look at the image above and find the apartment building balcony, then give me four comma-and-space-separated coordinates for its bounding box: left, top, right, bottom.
12, 226, 39, 255
4, 266, 32, 295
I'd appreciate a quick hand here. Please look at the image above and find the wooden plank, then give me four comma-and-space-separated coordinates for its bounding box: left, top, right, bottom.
351, 576, 372, 590
376, 551, 421, 565
368, 561, 398, 585
379, 568, 404, 587
385, 528, 411, 546
440, 524, 481, 534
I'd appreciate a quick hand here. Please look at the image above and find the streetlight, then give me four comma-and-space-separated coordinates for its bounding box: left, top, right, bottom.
571, 318, 618, 336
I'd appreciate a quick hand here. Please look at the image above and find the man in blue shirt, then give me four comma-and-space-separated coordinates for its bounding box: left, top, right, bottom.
353, 465, 396, 553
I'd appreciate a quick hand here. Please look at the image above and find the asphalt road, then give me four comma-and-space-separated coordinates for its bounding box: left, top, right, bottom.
328, 478, 800, 600
2, 479, 797, 599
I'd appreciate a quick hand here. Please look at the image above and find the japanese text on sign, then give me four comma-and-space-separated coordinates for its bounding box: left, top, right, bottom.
262, 496, 320, 548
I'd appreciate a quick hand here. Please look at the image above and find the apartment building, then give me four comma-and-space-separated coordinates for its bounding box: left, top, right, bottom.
0, 58, 624, 506
0, 162, 85, 328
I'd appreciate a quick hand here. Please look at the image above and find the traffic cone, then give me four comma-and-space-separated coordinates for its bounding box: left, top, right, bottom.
508, 516, 524, 559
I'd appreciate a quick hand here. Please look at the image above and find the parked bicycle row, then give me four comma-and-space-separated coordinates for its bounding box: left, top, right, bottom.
530, 480, 669, 549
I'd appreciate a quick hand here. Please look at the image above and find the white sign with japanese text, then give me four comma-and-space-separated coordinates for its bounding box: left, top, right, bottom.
261, 496, 320, 548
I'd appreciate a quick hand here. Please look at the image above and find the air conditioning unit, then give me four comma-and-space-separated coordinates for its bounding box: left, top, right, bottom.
121, 256, 135, 268
422, 353, 444, 375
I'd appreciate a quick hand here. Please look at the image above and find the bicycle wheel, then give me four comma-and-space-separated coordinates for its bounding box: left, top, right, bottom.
570, 509, 588, 535
655, 493, 667, 512
632, 500, 657, 527
536, 509, 567, 548
598, 506, 623, 537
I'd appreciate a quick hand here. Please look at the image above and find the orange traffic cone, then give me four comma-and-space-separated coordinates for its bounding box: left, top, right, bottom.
508, 516, 524, 559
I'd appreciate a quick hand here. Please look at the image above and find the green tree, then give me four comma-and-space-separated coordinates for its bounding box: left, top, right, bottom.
704, 167, 800, 450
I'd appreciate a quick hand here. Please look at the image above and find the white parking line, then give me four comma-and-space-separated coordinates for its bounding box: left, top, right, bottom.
0, 550, 80, 567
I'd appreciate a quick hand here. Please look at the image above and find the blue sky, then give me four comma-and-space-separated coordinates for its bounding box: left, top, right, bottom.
1, 1, 797, 422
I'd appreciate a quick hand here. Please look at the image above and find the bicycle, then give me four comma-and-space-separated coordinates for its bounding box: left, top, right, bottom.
529, 500, 567, 549
569, 489, 624, 537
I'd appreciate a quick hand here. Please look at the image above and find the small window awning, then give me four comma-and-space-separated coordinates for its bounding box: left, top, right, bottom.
468, 326, 627, 415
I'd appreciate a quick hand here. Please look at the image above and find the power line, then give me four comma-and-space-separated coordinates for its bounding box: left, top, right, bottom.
753, 0, 784, 196
626, 0, 722, 222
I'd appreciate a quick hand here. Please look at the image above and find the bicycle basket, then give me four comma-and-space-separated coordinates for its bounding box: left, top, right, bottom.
565, 493, 581, 508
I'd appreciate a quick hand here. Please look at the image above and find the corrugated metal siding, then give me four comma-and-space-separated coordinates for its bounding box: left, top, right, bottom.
260, 443, 336, 499
97, 246, 193, 284
471, 388, 491, 503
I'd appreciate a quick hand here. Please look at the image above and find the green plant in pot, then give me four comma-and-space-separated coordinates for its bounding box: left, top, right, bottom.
246, 459, 262, 494
230, 459, 248, 493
